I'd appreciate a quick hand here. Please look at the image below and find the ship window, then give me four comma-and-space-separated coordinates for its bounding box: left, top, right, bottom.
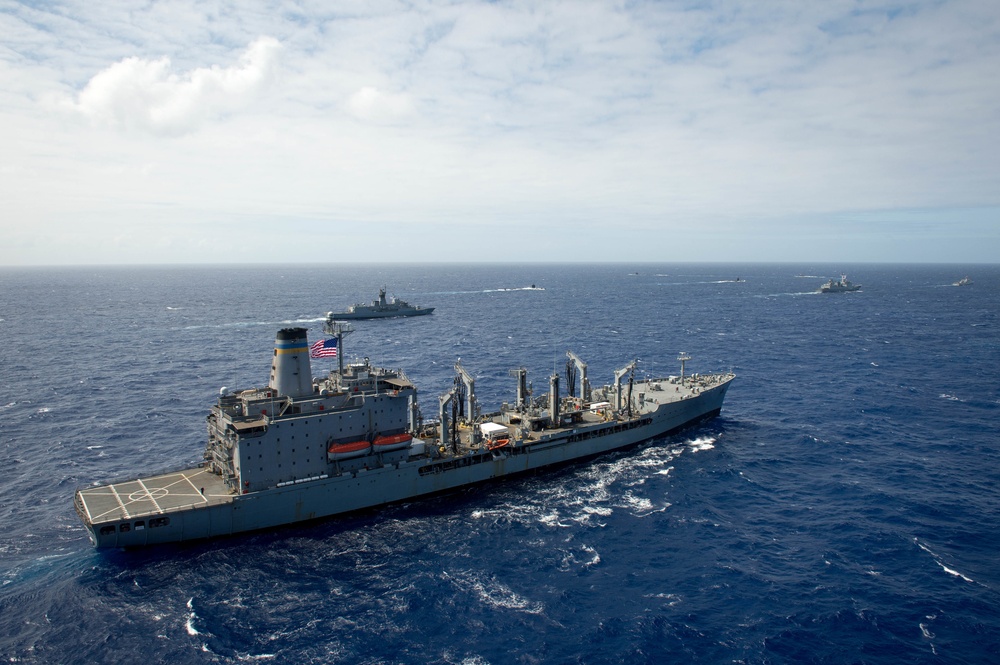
100, 526, 116, 535
120, 523, 131, 533
150, 517, 170, 528
134, 521, 145, 530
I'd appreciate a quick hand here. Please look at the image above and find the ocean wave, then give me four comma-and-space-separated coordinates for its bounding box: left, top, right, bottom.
688, 435, 716, 452
444, 570, 545, 615
914, 539, 976, 584
185, 597, 201, 636
3, 263, 999, 664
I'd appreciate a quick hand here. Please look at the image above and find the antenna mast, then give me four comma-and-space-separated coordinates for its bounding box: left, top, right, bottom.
677, 352, 691, 386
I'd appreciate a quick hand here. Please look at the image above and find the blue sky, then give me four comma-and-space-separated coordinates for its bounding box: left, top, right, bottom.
1, 0, 998, 265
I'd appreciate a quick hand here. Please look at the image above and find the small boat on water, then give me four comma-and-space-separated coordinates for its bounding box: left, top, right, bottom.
953, 277, 972, 287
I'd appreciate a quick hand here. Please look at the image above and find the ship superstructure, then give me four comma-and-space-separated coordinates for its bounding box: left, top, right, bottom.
75, 327, 734, 548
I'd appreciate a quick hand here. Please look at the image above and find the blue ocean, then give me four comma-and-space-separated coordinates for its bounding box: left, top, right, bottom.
0, 263, 997, 664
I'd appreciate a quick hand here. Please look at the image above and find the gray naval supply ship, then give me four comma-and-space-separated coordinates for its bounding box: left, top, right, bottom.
75, 325, 735, 548
327, 286, 434, 320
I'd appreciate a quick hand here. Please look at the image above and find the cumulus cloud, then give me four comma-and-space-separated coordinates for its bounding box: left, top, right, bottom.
73, 36, 281, 135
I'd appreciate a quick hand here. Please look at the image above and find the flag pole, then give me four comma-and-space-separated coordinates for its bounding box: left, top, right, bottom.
337, 324, 344, 377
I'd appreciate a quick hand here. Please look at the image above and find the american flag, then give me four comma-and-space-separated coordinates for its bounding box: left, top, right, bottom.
310, 338, 338, 358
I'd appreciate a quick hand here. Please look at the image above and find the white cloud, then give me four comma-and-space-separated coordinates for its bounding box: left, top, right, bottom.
0, 1, 998, 264
71, 36, 282, 135
346, 86, 415, 123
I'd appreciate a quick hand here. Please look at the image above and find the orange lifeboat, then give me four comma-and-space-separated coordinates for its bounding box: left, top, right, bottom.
372, 433, 413, 452
487, 438, 510, 451
327, 440, 371, 460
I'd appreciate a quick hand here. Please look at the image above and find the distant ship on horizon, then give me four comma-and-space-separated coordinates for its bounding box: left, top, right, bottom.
819, 274, 861, 293
326, 287, 434, 320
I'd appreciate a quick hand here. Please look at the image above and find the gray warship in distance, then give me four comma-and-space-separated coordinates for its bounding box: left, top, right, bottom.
819, 274, 861, 293
326, 286, 434, 320
74, 326, 735, 548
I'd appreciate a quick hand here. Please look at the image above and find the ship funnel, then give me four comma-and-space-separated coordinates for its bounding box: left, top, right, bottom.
269, 328, 314, 399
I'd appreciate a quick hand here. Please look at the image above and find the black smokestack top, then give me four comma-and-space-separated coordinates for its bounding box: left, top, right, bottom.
276, 327, 308, 340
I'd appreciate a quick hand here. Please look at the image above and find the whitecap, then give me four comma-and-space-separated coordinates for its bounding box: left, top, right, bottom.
539, 512, 570, 528
582, 505, 612, 517
580, 545, 601, 567
688, 436, 716, 452
186, 597, 201, 636
645, 592, 682, 606
560, 544, 602, 570
941, 564, 974, 583
915, 539, 976, 583
446, 570, 544, 615
622, 493, 657, 515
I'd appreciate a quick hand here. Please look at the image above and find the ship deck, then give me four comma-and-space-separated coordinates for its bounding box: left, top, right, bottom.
76, 466, 234, 526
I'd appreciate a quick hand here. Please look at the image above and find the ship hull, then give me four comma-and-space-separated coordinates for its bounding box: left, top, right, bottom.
329, 308, 434, 320
77, 379, 730, 549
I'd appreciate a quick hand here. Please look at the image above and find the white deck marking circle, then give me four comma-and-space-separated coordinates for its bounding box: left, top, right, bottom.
128, 487, 169, 502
